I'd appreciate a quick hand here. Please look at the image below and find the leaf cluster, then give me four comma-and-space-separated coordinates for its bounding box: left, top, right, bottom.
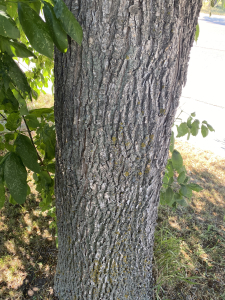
0, 0, 82, 231
160, 112, 214, 208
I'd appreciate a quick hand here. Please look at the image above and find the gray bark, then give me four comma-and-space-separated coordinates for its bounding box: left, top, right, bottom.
54, 0, 202, 299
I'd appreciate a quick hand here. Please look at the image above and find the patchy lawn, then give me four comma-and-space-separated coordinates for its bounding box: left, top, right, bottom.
0, 137, 224, 299
153, 140, 225, 299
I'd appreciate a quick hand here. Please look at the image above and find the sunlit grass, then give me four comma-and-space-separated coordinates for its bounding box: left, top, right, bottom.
154, 140, 225, 299
201, 0, 225, 15
28, 93, 54, 110
0, 89, 225, 299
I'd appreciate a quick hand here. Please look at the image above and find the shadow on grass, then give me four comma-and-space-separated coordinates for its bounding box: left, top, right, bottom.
154, 166, 225, 300
0, 195, 58, 299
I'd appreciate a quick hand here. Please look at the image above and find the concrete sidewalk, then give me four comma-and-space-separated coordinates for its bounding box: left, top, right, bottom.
176, 13, 225, 158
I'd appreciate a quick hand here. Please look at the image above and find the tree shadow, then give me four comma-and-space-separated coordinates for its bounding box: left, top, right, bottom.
155, 165, 225, 299
0, 195, 58, 299
202, 15, 225, 26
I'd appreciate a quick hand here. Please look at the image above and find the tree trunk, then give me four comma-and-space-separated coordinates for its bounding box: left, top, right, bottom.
54, 0, 202, 299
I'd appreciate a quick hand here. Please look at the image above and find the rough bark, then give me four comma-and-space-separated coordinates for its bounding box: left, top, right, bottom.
54, 0, 202, 299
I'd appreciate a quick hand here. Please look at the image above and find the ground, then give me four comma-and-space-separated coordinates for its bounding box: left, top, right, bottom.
0, 138, 224, 300
201, 1, 225, 16
154, 140, 225, 300
1, 4, 225, 297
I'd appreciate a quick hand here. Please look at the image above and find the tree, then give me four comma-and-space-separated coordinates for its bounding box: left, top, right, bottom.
53, 0, 202, 299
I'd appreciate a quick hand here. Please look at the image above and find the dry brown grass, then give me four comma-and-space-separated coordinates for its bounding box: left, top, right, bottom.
27, 93, 54, 111
154, 140, 225, 300
0, 139, 224, 299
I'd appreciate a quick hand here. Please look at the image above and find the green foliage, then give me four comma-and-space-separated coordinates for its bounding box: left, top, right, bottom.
15, 134, 40, 173
160, 111, 214, 208
0, 10, 20, 39
0, 0, 82, 242
195, 23, 200, 43
0, 0, 215, 253
18, 2, 54, 59
52, 0, 83, 45
43, 1, 68, 53
4, 152, 27, 204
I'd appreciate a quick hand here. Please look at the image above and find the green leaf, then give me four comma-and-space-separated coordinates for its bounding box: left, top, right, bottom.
0, 36, 36, 58
52, 0, 83, 45
15, 134, 40, 173
25, 114, 40, 129
201, 124, 209, 138
176, 122, 189, 138
27, 184, 31, 196
177, 171, 186, 184
0, 10, 20, 39
9, 41, 36, 58
191, 112, 196, 117
39, 171, 52, 184
183, 176, 189, 184
29, 107, 54, 117
186, 183, 203, 192
177, 164, 186, 175
9, 194, 17, 204
2, 54, 31, 96
160, 191, 166, 205
0, 175, 5, 209
6, 112, 21, 130
169, 131, 174, 153
41, 124, 56, 160
18, 2, 53, 59
180, 184, 192, 199
202, 121, 215, 132
165, 187, 174, 206
176, 198, 188, 207
168, 177, 174, 185
0, 4, 7, 13
171, 150, 183, 171
0, 124, 4, 131
5, 133, 14, 142
19, 103, 29, 116
187, 130, 191, 140
162, 173, 169, 185
4, 152, 27, 204
6, 1, 18, 19
195, 23, 200, 43
166, 160, 174, 178
28, 0, 41, 14
187, 116, 192, 129
47, 162, 55, 173
174, 192, 183, 201
43, 1, 68, 53
0, 152, 10, 168
190, 119, 200, 136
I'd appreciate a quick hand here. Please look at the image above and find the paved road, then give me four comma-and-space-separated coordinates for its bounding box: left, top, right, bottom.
177, 13, 225, 158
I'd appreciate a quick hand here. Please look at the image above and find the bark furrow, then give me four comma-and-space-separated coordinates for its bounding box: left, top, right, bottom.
54, 1, 202, 299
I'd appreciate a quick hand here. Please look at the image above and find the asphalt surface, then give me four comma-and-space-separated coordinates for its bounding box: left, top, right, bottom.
176, 13, 225, 158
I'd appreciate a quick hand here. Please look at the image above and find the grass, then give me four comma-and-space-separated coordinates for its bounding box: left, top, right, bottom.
153, 140, 225, 299
27, 93, 54, 111
201, 1, 225, 16
0, 93, 225, 298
